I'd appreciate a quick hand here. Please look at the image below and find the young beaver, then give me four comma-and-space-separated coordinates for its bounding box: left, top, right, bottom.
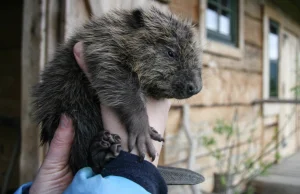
32, 7, 202, 174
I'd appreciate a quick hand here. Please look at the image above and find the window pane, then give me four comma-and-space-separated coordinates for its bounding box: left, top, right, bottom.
206, 3, 218, 32
206, 0, 238, 45
221, 0, 230, 8
219, 10, 230, 36
269, 29, 279, 60
269, 20, 279, 97
270, 60, 278, 97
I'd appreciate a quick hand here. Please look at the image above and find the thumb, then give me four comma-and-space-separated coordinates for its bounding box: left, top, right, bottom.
74, 42, 88, 74
44, 115, 74, 166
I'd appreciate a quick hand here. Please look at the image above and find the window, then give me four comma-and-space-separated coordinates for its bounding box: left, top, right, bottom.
268, 20, 279, 97
206, 0, 238, 46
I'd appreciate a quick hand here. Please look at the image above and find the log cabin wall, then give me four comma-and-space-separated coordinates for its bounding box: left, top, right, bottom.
166, 0, 263, 192
165, 0, 300, 193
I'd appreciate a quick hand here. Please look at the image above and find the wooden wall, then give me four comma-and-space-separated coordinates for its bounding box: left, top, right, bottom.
165, 0, 299, 193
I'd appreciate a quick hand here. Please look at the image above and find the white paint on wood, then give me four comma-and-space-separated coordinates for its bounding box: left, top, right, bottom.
279, 30, 298, 158
262, 5, 300, 116
262, 8, 280, 116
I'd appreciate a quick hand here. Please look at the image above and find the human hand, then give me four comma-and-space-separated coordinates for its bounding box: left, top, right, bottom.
29, 115, 74, 194
73, 42, 171, 166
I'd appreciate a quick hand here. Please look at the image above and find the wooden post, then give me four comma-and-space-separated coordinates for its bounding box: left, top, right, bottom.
20, 0, 62, 183
20, 0, 43, 183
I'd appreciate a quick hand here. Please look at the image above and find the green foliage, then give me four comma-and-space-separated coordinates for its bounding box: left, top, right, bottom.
202, 136, 216, 147
212, 150, 224, 160
245, 185, 255, 194
213, 119, 234, 139
275, 152, 281, 161
202, 118, 282, 193
220, 175, 226, 186
201, 120, 234, 162
244, 158, 254, 170
291, 85, 300, 97
260, 162, 272, 176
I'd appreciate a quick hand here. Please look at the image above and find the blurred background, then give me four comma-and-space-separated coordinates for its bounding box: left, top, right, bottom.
0, 0, 299, 193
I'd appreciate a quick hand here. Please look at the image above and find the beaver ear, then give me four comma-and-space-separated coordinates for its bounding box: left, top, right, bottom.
129, 9, 145, 29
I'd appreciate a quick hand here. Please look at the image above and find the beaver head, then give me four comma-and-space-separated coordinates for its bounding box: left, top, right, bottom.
127, 7, 202, 99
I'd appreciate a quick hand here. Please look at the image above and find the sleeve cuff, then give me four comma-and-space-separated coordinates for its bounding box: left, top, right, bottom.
101, 151, 168, 194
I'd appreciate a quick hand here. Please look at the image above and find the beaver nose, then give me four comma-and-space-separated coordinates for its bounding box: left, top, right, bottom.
186, 82, 200, 95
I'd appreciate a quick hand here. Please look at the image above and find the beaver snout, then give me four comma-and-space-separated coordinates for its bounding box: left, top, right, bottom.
172, 79, 202, 99
186, 82, 202, 96
168, 68, 202, 99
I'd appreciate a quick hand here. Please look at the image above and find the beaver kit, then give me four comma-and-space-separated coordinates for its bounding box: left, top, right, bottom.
32, 7, 202, 182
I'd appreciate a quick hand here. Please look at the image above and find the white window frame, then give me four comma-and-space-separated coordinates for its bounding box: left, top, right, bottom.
262, 5, 300, 116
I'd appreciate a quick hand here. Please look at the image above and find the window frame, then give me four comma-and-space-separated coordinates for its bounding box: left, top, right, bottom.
206, 0, 239, 46
268, 20, 280, 98
199, 0, 244, 59
262, 5, 300, 116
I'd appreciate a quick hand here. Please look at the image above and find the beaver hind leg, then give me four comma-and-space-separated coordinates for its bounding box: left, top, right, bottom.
88, 130, 122, 173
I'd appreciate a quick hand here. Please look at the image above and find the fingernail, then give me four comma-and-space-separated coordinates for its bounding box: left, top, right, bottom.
59, 114, 70, 128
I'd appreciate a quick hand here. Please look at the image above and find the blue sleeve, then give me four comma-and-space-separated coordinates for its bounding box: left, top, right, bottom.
14, 182, 32, 194
14, 151, 167, 194
14, 175, 149, 194
101, 151, 167, 194
63, 168, 150, 194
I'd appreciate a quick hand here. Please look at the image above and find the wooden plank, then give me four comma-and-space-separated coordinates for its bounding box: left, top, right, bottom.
244, 0, 262, 20
173, 66, 262, 105
20, 0, 63, 183
169, 0, 199, 23
64, 0, 90, 39
20, 0, 43, 183
46, 0, 61, 61
244, 44, 263, 72
204, 40, 243, 59
87, 0, 166, 16
202, 47, 262, 73
245, 15, 262, 47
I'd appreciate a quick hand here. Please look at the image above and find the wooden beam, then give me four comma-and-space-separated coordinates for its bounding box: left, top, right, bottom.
20, 0, 43, 183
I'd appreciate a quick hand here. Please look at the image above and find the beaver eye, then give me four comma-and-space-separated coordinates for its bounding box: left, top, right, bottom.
168, 50, 176, 58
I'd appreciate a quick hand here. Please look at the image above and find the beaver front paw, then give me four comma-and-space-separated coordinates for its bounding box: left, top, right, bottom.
128, 126, 164, 162
89, 130, 122, 173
